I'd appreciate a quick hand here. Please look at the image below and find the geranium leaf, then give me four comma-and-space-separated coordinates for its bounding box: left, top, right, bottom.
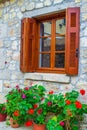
55, 126, 63, 130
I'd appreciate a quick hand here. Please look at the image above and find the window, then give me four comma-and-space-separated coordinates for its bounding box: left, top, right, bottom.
20, 7, 80, 75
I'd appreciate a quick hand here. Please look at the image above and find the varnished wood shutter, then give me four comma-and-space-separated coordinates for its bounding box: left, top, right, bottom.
20, 18, 36, 72
66, 7, 80, 75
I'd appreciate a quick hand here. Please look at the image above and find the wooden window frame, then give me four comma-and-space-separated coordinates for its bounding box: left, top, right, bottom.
20, 7, 80, 75
35, 11, 66, 74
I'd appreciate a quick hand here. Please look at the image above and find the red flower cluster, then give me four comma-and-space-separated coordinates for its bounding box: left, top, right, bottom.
49, 90, 54, 94
24, 87, 29, 90
2, 107, 6, 111
66, 100, 71, 105
48, 101, 52, 106
75, 101, 82, 109
33, 104, 38, 109
37, 109, 42, 114
14, 110, 19, 116
28, 108, 34, 114
25, 120, 33, 127
80, 89, 85, 95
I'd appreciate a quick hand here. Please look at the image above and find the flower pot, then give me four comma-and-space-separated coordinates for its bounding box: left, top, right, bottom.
10, 117, 19, 128
0, 113, 7, 122
33, 123, 46, 130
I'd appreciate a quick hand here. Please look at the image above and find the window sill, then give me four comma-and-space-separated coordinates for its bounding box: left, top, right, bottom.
24, 73, 70, 83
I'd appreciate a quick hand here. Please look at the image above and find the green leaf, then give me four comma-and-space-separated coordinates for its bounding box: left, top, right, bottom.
55, 126, 63, 130
72, 126, 79, 130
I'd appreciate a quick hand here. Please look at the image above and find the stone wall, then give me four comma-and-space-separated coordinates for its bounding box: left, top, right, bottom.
0, 0, 87, 103
0, 0, 87, 129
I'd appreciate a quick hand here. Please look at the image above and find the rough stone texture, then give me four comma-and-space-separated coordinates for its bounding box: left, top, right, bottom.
75, 0, 80, 3
81, 4, 87, 12
0, 10, 2, 18
80, 37, 87, 47
26, 2, 35, 10
36, 2, 43, 8
44, 0, 52, 6
24, 73, 70, 83
82, 13, 87, 21
54, 0, 63, 4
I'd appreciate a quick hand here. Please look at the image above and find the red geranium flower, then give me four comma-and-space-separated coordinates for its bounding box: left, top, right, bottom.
2, 107, 5, 111
66, 100, 71, 105
33, 104, 38, 109
24, 87, 29, 90
80, 89, 85, 95
25, 121, 33, 127
37, 109, 42, 114
47, 101, 52, 106
41, 97, 44, 101
28, 108, 34, 114
75, 101, 82, 109
14, 110, 19, 116
49, 90, 54, 94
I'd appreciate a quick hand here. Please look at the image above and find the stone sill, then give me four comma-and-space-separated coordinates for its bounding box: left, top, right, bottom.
24, 73, 70, 83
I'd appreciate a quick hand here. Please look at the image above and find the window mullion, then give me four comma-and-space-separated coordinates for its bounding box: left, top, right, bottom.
51, 19, 56, 68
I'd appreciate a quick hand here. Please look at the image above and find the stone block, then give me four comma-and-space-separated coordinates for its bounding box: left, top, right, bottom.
81, 5, 87, 13
24, 73, 70, 83
0, 40, 3, 47
80, 37, 87, 47
0, 10, 2, 18
21, 6, 26, 12
44, 0, 52, 6
75, 0, 80, 3
77, 81, 87, 88
10, 0, 16, 4
82, 13, 87, 21
12, 41, 18, 50
26, 2, 35, 10
17, 0, 24, 6
12, 52, 20, 61
54, 0, 63, 4
36, 3, 43, 8
17, 12, 23, 19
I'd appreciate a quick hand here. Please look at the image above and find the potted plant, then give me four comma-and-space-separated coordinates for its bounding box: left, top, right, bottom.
32, 103, 47, 130
0, 103, 7, 122
5, 86, 33, 128
23, 84, 46, 128
5, 84, 46, 128
46, 89, 87, 130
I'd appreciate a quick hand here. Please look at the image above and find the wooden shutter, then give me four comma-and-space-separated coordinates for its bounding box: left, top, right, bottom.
66, 7, 80, 75
20, 18, 36, 72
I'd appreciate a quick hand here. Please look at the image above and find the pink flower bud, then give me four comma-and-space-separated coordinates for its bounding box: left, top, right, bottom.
47, 102, 52, 106
60, 121, 64, 126
22, 94, 26, 99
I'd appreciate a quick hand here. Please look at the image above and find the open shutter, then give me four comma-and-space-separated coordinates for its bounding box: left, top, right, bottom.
20, 18, 36, 72
66, 7, 80, 75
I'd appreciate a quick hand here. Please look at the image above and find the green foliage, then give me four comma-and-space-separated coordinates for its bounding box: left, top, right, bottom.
5, 84, 87, 129
46, 90, 87, 130
0, 103, 7, 114
5, 84, 46, 125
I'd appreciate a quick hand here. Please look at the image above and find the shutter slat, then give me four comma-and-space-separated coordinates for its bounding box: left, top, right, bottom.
66, 7, 80, 75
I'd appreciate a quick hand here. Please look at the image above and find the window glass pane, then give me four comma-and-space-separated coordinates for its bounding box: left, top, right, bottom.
55, 53, 65, 68
55, 36, 65, 51
39, 54, 50, 67
40, 22, 52, 36
39, 38, 51, 52
56, 19, 66, 35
